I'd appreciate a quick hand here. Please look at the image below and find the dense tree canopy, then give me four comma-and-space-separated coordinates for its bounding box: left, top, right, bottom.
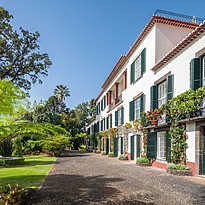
0, 6, 52, 90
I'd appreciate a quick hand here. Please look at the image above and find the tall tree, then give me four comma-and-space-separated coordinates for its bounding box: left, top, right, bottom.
88, 98, 96, 122
0, 6, 52, 90
54, 85, 70, 116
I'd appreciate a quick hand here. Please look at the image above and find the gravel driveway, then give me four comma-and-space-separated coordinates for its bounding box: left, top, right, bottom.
31, 150, 205, 205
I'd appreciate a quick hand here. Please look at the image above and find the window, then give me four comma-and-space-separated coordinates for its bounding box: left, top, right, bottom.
130, 48, 146, 84
118, 109, 121, 126
134, 97, 141, 120
157, 132, 166, 160
158, 81, 167, 108
135, 55, 141, 80
115, 108, 124, 126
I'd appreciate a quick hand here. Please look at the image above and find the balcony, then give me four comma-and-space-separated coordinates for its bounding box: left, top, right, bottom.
115, 94, 122, 105
108, 102, 113, 111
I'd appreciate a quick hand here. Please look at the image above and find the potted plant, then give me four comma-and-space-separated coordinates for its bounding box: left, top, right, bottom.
119, 154, 128, 160
96, 150, 101, 154
93, 149, 96, 153
136, 157, 152, 166
102, 151, 107, 155
108, 152, 115, 157
166, 163, 193, 176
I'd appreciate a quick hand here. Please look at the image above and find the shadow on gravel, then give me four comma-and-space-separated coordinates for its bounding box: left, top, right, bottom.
31, 174, 124, 204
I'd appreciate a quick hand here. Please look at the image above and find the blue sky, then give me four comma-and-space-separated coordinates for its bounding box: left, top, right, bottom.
1, 0, 205, 109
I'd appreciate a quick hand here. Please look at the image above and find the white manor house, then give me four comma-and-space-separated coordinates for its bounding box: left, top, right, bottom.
86, 10, 205, 177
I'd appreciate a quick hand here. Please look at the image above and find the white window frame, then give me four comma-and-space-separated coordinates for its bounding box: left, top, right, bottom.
157, 132, 166, 160
135, 55, 141, 81
118, 109, 121, 126
158, 81, 167, 108
134, 97, 141, 120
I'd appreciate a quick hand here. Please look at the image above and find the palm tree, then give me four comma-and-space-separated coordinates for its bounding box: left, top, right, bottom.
54, 85, 70, 116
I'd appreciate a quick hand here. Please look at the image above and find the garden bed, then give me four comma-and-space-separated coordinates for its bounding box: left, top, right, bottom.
166, 169, 193, 176
0, 157, 25, 166
108, 155, 115, 157
119, 157, 128, 161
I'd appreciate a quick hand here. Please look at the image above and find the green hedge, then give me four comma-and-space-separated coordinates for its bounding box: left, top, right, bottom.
0, 157, 25, 166
167, 163, 191, 170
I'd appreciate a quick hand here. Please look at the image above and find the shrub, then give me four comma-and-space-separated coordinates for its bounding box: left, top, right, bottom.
108, 152, 114, 156
0, 140, 13, 157
96, 150, 101, 153
136, 157, 150, 163
93, 150, 96, 153
12, 137, 23, 157
119, 154, 128, 158
0, 184, 26, 204
102, 151, 106, 154
0, 157, 25, 166
167, 163, 191, 170
80, 145, 86, 150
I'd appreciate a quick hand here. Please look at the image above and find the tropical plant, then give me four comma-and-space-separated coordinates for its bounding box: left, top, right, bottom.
54, 85, 70, 116
0, 139, 12, 157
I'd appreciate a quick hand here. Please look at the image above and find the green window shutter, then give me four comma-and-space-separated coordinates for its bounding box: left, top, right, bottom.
130, 61, 135, 84
110, 114, 112, 128
190, 58, 202, 90
129, 100, 134, 121
104, 118, 105, 131
104, 96, 106, 108
96, 106, 98, 115
166, 75, 174, 104
97, 121, 99, 132
106, 117, 109, 129
115, 110, 118, 126
121, 137, 123, 154
140, 94, 144, 115
121, 107, 124, 125
166, 131, 171, 162
147, 132, 157, 159
136, 135, 141, 158
150, 85, 158, 109
101, 99, 103, 110
101, 120, 103, 131
141, 48, 146, 75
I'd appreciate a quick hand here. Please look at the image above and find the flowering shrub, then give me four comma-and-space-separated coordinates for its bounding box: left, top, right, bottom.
0, 184, 27, 204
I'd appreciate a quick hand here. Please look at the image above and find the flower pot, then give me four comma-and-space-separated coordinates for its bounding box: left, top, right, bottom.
166, 169, 193, 176
119, 157, 128, 160
136, 162, 152, 166
108, 155, 115, 157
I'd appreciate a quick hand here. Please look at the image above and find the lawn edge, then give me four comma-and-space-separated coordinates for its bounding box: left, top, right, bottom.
37, 157, 57, 190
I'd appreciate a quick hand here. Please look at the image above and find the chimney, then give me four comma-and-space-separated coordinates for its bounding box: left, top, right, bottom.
192, 15, 197, 24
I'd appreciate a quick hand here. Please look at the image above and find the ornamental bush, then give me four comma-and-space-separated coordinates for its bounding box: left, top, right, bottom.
102, 151, 106, 154
119, 154, 128, 158
136, 157, 150, 164
96, 150, 101, 153
167, 163, 191, 170
108, 152, 114, 156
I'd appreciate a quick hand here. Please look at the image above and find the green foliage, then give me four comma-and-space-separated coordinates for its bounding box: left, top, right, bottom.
96, 150, 101, 153
136, 157, 150, 163
88, 98, 96, 122
0, 157, 24, 166
119, 154, 128, 158
33, 112, 62, 125
42, 135, 72, 156
167, 163, 191, 170
0, 139, 12, 157
12, 137, 23, 157
80, 145, 86, 150
0, 184, 27, 204
93, 150, 96, 153
108, 152, 114, 156
0, 6, 52, 90
0, 79, 29, 120
102, 151, 106, 154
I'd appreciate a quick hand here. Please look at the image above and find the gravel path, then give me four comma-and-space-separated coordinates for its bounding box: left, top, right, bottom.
31, 150, 205, 205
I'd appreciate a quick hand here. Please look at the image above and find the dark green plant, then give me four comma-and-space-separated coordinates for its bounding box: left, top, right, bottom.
108, 152, 114, 156
0, 140, 13, 157
12, 138, 23, 157
119, 154, 128, 158
0, 157, 25, 166
167, 163, 191, 170
136, 157, 150, 163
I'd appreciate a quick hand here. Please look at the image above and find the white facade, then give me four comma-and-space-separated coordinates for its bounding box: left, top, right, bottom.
86, 14, 205, 176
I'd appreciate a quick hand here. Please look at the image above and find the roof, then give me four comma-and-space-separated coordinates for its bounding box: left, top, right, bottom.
96, 15, 198, 102
152, 20, 205, 72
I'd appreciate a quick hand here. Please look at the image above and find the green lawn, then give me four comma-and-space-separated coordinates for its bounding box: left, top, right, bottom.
0, 155, 56, 189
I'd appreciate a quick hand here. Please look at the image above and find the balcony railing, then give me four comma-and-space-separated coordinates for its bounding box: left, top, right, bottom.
115, 94, 122, 105
108, 102, 113, 111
